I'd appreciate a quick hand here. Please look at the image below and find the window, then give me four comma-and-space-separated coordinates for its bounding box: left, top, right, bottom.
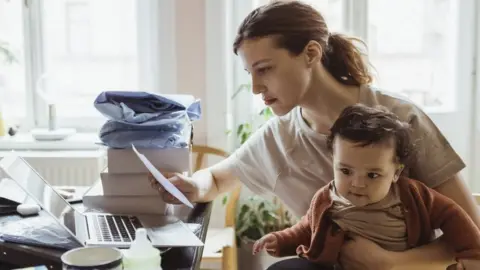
0, 0, 147, 132
40, 0, 138, 123
0, 0, 175, 135
294, 0, 345, 32
368, 0, 458, 111
237, 0, 461, 113
0, 1, 27, 127
65, 1, 92, 55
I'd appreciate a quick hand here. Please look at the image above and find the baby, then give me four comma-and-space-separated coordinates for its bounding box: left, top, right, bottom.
253, 104, 480, 269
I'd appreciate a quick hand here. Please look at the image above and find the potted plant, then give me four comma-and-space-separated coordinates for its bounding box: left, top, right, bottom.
235, 194, 297, 270
236, 195, 295, 243
227, 83, 297, 270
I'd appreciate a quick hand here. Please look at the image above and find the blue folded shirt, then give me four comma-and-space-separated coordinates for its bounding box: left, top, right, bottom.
94, 91, 200, 148
94, 91, 201, 124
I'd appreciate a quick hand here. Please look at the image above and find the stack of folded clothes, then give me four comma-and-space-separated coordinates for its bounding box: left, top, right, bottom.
94, 91, 201, 149
84, 91, 200, 214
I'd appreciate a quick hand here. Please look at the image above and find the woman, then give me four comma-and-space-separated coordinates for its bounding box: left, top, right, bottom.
151, 1, 480, 269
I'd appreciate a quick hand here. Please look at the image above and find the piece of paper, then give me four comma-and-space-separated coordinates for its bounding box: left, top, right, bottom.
149, 221, 204, 247
137, 215, 203, 247
132, 145, 194, 208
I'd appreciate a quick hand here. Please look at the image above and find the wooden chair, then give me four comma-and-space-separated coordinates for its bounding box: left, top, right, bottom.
193, 145, 240, 270
473, 193, 480, 205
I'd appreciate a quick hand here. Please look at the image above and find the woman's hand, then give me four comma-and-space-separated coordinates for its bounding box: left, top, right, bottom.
148, 172, 200, 204
339, 236, 394, 270
252, 233, 279, 256
447, 259, 480, 270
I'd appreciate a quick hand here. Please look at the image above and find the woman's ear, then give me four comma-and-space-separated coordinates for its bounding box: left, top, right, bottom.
393, 164, 404, 183
303, 40, 322, 66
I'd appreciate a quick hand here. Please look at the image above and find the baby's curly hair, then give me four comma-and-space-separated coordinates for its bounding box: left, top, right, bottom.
326, 104, 414, 167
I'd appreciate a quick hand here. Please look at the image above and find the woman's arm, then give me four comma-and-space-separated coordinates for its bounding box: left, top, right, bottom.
388, 237, 455, 270
387, 173, 480, 270
433, 174, 480, 228
150, 159, 240, 204
195, 119, 277, 202
340, 236, 455, 270
340, 174, 480, 270
155, 120, 277, 204
193, 159, 241, 202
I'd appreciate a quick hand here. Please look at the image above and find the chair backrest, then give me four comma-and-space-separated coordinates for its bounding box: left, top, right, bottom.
192, 145, 241, 227
473, 194, 480, 205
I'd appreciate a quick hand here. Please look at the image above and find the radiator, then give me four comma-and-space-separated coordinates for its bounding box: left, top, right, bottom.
0, 150, 107, 186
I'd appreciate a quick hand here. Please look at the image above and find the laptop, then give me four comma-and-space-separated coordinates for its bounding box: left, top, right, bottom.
0, 155, 204, 248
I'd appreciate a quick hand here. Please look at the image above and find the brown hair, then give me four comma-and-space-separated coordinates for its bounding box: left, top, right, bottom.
326, 104, 414, 167
233, 0, 373, 86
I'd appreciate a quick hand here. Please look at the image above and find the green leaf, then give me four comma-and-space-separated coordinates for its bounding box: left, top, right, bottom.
242, 227, 262, 241
231, 83, 252, 100
225, 130, 232, 135
240, 132, 249, 144
236, 235, 242, 247
262, 107, 273, 120
258, 202, 265, 211
222, 195, 228, 206
238, 204, 250, 222
236, 219, 246, 233
241, 204, 250, 213
236, 124, 244, 137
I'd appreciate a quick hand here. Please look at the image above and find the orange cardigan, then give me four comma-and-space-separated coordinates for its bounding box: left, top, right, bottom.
271, 177, 480, 265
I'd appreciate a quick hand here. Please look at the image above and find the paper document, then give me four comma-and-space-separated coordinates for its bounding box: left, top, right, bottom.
149, 220, 204, 247
137, 215, 204, 247
132, 144, 194, 208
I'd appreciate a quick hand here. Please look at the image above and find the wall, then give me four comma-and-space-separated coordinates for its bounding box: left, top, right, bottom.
174, 0, 231, 228
175, 0, 208, 146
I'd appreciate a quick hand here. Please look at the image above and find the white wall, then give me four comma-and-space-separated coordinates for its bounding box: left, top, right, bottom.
173, 0, 232, 228
175, 0, 208, 146
174, 0, 230, 150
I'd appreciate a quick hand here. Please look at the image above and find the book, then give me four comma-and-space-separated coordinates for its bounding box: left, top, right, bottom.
100, 172, 159, 196
83, 181, 167, 215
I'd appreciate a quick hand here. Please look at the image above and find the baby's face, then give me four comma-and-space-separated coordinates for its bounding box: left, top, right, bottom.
332, 137, 401, 207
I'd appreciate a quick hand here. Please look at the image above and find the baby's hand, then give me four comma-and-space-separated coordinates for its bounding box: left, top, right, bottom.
252, 233, 278, 256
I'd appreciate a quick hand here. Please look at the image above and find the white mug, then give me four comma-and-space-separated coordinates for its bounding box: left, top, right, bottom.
61, 247, 123, 270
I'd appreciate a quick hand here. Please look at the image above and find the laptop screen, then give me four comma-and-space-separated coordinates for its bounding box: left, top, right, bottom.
0, 156, 79, 237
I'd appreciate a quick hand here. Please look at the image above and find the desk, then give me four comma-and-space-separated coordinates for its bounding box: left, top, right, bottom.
0, 202, 212, 270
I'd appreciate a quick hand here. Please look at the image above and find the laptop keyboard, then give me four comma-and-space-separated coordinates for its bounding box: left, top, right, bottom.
93, 214, 142, 243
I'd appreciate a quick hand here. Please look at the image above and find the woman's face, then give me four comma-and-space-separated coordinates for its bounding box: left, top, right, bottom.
237, 37, 313, 116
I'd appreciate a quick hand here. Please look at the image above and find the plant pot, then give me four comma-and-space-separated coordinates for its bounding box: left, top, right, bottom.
237, 239, 287, 270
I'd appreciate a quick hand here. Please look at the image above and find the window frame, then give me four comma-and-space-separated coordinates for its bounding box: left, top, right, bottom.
469, 0, 480, 191
20, 0, 176, 132
229, 0, 479, 185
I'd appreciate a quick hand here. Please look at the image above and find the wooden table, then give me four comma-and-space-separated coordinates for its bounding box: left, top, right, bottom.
0, 202, 212, 270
